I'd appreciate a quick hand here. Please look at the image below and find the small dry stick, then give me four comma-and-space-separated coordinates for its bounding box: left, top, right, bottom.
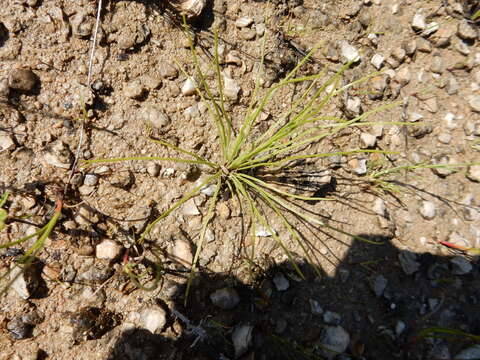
87, 0, 103, 86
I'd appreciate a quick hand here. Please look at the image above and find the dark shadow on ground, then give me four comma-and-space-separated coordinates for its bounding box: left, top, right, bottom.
106, 233, 480, 360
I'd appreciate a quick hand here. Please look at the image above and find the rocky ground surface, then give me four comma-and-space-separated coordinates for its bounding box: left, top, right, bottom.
1, 0, 480, 359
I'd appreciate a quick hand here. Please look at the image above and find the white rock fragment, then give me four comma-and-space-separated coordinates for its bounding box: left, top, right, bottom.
170, 238, 193, 267
146, 162, 160, 177
371, 54, 385, 69
346, 97, 361, 116
200, 184, 217, 197
360, 132, 377, 148
422, 22, 439, 36
466, 165, 480, 182
412, 13, 426, 31
96, 239, 123, 260
181, 77, 197, 96
170, 0, 205, 18
83, 174, 99, 186
255, 226, 276, 237
235, 17, 253, 28
232, 324, 253, 358
222, 73, 241, 100
10, 266, 33, 299
468, 95, 480, 112
420, 201, 436, 220
349, 158, 367, 175
0, 133, 15, 152
182, 198, 200, 216
139, 306, 167, 334
339, 40, 360, 63
372, 198, 387, 217
444, 112, 457, 129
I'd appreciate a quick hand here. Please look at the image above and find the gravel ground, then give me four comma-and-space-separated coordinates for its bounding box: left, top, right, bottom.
1, 0, 480, 359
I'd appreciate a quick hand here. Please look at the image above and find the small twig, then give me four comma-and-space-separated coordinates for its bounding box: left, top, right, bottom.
171, 308, 208, 348
64, 122, 84, 197
87, 0, 103, 86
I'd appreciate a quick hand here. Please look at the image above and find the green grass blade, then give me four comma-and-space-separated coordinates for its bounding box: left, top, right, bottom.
139, 172, 221, 243
148, 138, 217, 168
240, 176, 322, 277
236, 172, 332, 201
83, 156, 213, 168
231, 174, 305, 279
185, 176, 222, 305
418, 326, 480, 342
372, 162, 480, 179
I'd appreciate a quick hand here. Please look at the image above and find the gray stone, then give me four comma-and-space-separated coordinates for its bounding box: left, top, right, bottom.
391, 47, 406, 63
417, 38, 432, 52
437, 133, 452, 144
455, 345, 480, 360
457, 21, 478, 40
430, 56, 443, 73
445, 77, 459, 95
371, 274, 388, 297
139, 104, 170, 130
318, 326, 350, 359
450, 256, 472, 275
402, 39, 417, 56
159, 63, 178, 79
232, 324, 253, 358
210, 287, 240, 309
372, 198, 387, 217
395, 66, 411, 86
309, 299, 324, 315
181, 198, 200, 216
368, 75, 389, 99
398, 250, 420, 275
273, 273, 290, 291
323, 311, 342, 325
395, 320, 406, 336
423, 22, 439, 36
77, 264, 113, 284
123, 80, 145, 99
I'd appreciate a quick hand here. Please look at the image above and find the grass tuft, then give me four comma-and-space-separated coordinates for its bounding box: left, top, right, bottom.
80, 31, 452, 301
